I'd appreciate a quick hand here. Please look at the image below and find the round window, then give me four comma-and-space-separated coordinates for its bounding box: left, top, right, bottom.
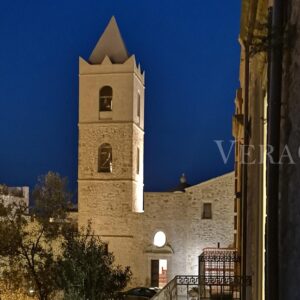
153, 231, 166, 247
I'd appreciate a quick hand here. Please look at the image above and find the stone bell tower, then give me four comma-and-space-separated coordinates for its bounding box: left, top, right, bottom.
78, 17, 145, 236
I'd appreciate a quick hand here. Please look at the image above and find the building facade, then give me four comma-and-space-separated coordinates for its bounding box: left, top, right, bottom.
0, 185, 29, 207
234, 1, 300, 300
233, 0, 269, 297
78, 17, 236, 287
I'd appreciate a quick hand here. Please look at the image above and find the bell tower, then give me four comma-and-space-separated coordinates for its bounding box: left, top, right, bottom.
78, 17, 145, 234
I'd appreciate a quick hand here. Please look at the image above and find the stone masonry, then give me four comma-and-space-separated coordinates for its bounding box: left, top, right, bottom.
78, 17, 235, 287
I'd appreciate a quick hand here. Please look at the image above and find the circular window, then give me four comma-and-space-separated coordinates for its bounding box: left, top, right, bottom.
153, 231, 166, 247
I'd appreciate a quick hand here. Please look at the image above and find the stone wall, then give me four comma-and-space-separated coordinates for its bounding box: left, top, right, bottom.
0, 185, 29, 207
78, 172, 235, 287
240, 49, 268, 300
78, 123, 134, 180
79, 56, 144, 124
123, 172, 235, 286
185, 173, 235, 273
77, 22, 235, 288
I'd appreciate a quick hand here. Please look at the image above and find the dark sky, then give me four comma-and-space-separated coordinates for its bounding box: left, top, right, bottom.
0, 1, 241, 195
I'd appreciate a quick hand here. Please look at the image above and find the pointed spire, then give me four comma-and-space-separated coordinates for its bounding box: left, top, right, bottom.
89, 16, 129, 64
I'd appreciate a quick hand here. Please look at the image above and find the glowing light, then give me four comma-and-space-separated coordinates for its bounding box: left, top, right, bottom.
153, 231, 166, 247
28, 288, 35, 296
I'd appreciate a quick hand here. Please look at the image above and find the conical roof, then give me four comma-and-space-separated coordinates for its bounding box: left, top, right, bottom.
89, 16, 129, 64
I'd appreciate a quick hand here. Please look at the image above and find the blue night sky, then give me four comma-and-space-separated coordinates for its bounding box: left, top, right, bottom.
0, 1, 241, 195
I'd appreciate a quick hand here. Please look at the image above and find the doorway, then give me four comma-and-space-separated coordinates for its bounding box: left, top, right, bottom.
151, 259, 167, 288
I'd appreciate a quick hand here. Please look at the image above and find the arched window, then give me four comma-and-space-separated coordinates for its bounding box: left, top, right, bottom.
98, 143, 112, 173
99, 86, 113, 111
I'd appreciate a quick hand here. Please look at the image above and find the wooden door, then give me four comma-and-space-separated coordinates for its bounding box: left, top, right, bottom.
151, 259, 159, 287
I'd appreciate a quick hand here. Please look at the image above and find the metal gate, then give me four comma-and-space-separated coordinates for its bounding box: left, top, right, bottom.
198, 248, 251, 300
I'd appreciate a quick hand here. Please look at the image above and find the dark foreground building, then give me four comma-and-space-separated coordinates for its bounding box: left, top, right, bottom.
233, 0, 300, 299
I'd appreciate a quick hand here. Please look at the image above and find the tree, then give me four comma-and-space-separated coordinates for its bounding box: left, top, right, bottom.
0, 172, 132, 300
0, 197, 59, 299
32, 171, 71, 229
0, 172, 71, 300
57, 223, 132, 300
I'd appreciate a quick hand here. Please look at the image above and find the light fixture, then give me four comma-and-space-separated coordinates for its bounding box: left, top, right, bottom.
28, 287, 35, 297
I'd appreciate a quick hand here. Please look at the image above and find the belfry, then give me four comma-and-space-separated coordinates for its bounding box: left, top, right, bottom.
78, 17, 235, 287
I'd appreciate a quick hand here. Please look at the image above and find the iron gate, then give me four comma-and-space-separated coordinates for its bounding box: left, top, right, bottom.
198, 248, 251, 300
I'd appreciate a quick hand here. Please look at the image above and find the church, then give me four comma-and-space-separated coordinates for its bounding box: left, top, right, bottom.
77, 17, 235, 287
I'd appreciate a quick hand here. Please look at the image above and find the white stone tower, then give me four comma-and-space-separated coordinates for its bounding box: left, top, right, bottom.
78, 17, 145, 252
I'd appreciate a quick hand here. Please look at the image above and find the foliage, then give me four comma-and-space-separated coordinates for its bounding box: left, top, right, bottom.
0, 172, 70, 300
32, 172, 71, 224
0, 171, 132, 300
0, 198, 59, 299
57, 222, 132, 300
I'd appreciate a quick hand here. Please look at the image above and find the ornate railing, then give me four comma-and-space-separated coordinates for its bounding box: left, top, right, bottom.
198, 248, 251, 299
150, 274, 251, 300
199, 249, 241, 263
151, 275, 199, 300
176, 275, 199, 299
176, 275, 199, 286
151, 249, 251, 300
199, 275, 252, 286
